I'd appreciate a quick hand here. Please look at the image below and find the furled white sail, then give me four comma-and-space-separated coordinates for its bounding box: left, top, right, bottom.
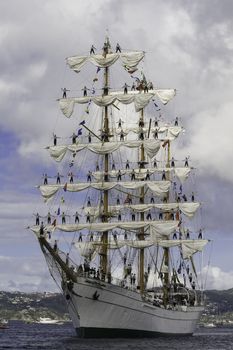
39, 185, 60, 201
59, 89, 176, 118
157, 239, 202, 248
74, 239, 154, 253
92, 167, 191, 183
83, 202, 200, 219
38, 181, 171, 201
66, 51, 145, 72
30, 220, 178, 236
174, 168, 191, 183
181, 240, 208, 259
47, 140, 161, 162
115, 126, 183, 141
179, 203, 200, 218
150, 221, 178, 239
125, 240, 154, 249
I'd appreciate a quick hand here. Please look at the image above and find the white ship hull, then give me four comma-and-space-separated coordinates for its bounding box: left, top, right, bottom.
63, 276, 203, 338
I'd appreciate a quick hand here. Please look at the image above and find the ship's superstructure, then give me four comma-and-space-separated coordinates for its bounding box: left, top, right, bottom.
30, 37, 208, 337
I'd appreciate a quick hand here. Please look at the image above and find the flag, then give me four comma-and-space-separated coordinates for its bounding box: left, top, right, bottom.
79, 120, 85, 126
131, 76, 140, 83
57, 208, 60, 215
152, 100, 159, 108
162, 140, 169, 148
63, 183, 67, 192
77, 128, 82, 136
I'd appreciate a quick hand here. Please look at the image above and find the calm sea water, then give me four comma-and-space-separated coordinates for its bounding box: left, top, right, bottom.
0, 321, 233, 350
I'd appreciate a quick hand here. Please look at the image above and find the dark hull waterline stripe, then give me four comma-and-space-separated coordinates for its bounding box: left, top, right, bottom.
75, 327, 193, 338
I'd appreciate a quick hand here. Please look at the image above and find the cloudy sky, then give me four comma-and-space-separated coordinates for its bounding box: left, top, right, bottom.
1, 0, 233, 292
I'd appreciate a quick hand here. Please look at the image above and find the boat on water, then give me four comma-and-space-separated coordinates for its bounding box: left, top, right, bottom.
29, 37, 208, 337
38, 317, 64, 325
0, 319, 9, 329
204, 322, 216, 328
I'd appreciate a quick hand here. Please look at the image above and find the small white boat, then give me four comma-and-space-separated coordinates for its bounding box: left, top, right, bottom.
0, 319, 8, 329
38, 317, 63, 325
204, 322, 216, 328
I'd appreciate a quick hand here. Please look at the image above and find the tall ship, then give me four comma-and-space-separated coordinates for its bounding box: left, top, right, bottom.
29, 37, 208, 337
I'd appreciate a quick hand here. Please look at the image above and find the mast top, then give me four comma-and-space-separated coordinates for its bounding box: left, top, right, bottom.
103, 35, 112, 56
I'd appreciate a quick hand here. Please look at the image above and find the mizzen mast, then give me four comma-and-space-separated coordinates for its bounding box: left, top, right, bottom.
100, 37, 111, 280
163, 140, 171, 305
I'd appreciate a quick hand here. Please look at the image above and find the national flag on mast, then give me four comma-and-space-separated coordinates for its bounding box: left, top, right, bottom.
79, 120, 86, 126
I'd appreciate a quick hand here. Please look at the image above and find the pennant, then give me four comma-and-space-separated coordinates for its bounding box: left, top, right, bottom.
63, 183, 67, 192
79, 120, 86, 126
77, 128, 82, 136
131, 76, 140, 82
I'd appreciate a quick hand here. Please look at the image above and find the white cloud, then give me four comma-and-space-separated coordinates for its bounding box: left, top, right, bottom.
185, 102, 233, 182
203, 265, 233, 290
0, 256, 58, 292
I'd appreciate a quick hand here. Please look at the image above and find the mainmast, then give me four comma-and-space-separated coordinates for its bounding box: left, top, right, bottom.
139, 109, 145, 294
100, 37, 111, 280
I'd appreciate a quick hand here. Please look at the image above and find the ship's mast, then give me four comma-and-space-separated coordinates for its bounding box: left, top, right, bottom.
163, 140, 171, 305
139, 109, 145, 294
100, 37, 110, 280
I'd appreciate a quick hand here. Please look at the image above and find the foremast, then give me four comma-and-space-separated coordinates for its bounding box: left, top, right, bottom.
101, 37, 111, 280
